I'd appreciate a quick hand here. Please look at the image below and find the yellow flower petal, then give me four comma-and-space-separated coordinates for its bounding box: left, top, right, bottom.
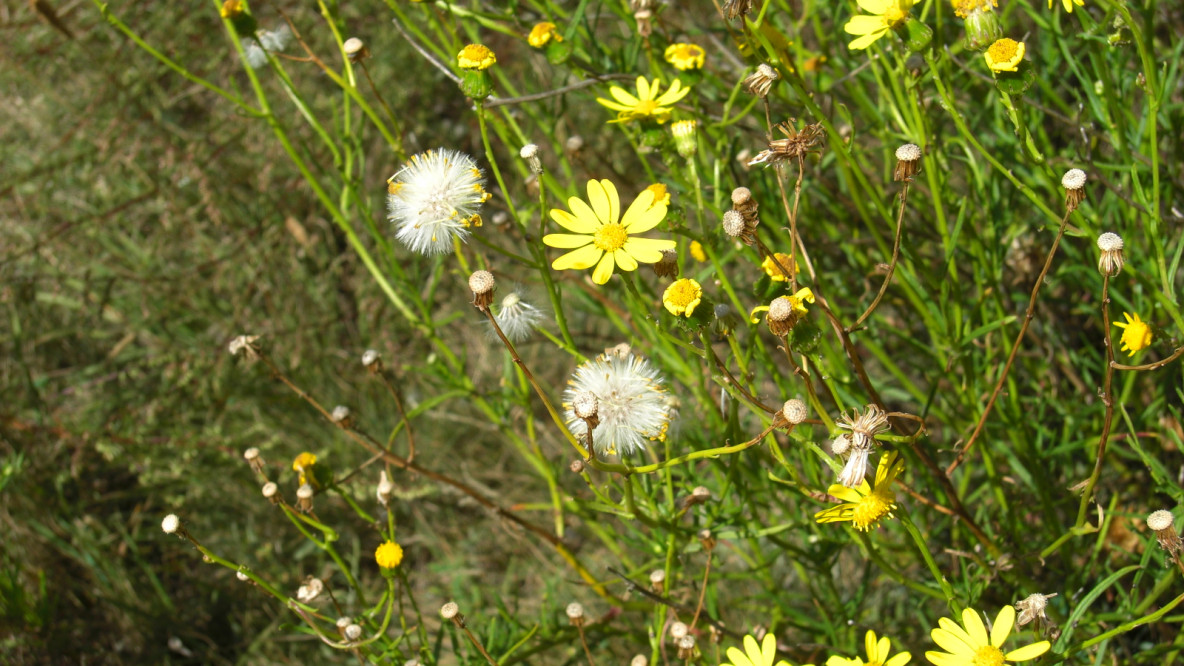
635, 75, 651, 101
930, 628, 975, 656
614, 248, 638, 272
655, 78, 690, 105
845, 15, 888, 35
961, 608, 989, 647
551, 206, 597, 233
937, 617, 976, 651
568, 194, 604, 228
725, 645, 756, 666
857, 0, 891, 13
542, 233, 594, 248
587, 179, 619, 226
552, 244, 603, 270
621, 189, 662, 232
924, 652, 965, 666
596, 96, 635, 112
592, 250, 616, 284
1004, 641, 1050, 661
621, 236, 675, 263
885, 652, 911, 666
848, 27, 888, 49
990, 605, 1015, 647
609, 86, 640, 107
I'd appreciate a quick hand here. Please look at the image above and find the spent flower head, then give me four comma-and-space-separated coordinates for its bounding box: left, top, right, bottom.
543, 179, 675, 285
563, 349, 671, 457
835, 404, 889, 487
743, 64, 780, 97
387, 149, 490, 255
1096, 232, 1124, 276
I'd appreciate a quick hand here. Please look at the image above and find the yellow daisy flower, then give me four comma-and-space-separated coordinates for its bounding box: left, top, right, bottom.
723, 633, 809, 666
761, 252, 799, 281
527, 22, 562, 48
844, 0, 915, 50
815, 451, 903, 531
664, 42, 705, 70
689, 240, 707, 262
292, 451, 317, 486
826, 630, 912, 666
543, 179, 676, 285
457, 44, 496, 70
925, 605, 1050, 666
220, 0, 245, 18
983, 38, 1025, 72
663, 278, 703, 317
1048, 0, 1084, 12
596, 76, 690, 124
749, 287, 815, 323
375, 540, 404, 569
1113, 312, 1152, 356
645, 183, 672, 207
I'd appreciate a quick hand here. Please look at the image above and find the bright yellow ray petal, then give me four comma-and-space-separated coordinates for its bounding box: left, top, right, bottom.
1003, 641, 1050, 661
857, 0, 891, 13
725, 646, 756, 666
602, 180, 620, 224
596, 97, 634, 112
828, 485, 864, 503
550, 207, 597, 233
635, 76, 651, 101
885, 652, 911, 666
930, 629, 975, 656
552, 244, 603, 271
937, 618, 976, 650
568, 193, 605, 229
869, 631, 885, 661
591, 251, 616, 284
848, 28, 888, 50
923, 652, 966, 666
760, 634, 777, 665
621, 189, 659, 231
961, 609, 989, 647
587, 179, 613, 225
609, 86, 640, 107
542, 233, 593, 249
614, 249, 638, 272
621, 236, 675, 263
990, 606, 1015, 647
845, 15, 887, 35
656, 79, 690, 105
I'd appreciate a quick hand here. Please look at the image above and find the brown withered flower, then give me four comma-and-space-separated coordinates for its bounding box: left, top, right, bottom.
749, 119, 825, 168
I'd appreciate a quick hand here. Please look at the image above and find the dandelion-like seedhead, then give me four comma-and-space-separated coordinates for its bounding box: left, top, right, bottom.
835, 404, 889, 487
387, 149, 490, 255
492, 292, 545, 342
1061, 168, 1087, 190
1015, 592, 1057, 627
894, 143, 923, 181
1148, 510, 1175, 531
563, 350, 671, 457
743, 64, 780, 97
161, 514, 180, 534
1097, 232, 1124, 276
242, 25, 291, 69
782, 399, 808, 425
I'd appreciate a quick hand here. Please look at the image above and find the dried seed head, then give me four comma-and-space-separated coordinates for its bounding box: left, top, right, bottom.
722, 210, 747, 239
297, 577, 324, 603
441, 601, 461, 620
831, 434, 851, 456
161, 514, 180, 534
743, 63, 779, 97
565, 602, 585, 625
520, 143, 543, 174
243, 447, 260, 462
296, 483, 314, 512
262, 481, 279, 501
336, 616, 353, 630
731, 187, 753, 207
331, 405, 352, 427
631, 656, 649, 666
1097, 232, 1125, 277
782, 398, 808, 425
749, 119, 825, 168
677, 634, 697, 659
649, 569, 666, 590
236, 570, 250, 582
692, 485, 711, 500
1062, 168, 1087, 212
565, 135, 584, 154
722, 0, 755, 20
377, 470, 394, 506
228, 335, 261, 360
569, 458, 586, 474
469, 270, 496, 310
730, 187, 760, 232
698, 529, 716, 550
1015, 592, 1057, 627
670, 621, 688, 640
893, 143, 923, 182
1148, 510, 1175, 532
344, 624, 363, 641
572, 391, 599, 421
652, 248, 679, 279
343, 37, 368, 62
361, 349, 382, 372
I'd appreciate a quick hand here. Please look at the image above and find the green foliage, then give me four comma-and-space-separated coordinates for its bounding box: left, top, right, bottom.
4, 0, 1184, 663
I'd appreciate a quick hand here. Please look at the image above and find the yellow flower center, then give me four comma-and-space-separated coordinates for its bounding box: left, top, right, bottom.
663, 279, 702, 316
375, 541, 404, 569
884, 5, 908, 24
987, 38, 1020, 63
852, 489, 895, 530
594, 223, 629, 252
950, 0, 997, 17
973, 645, 1005, 666
634, 100, 659, 116
457, 44, 497, 70
1120, 320, 1152, 352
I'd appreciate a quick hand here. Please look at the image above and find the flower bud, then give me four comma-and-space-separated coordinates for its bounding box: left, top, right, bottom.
671, 120, 698, 158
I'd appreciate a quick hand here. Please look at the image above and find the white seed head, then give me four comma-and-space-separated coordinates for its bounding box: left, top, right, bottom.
492, 291, 545, 342
1148, 509, 1175, 531
895, 143, 922, 162
343, 37, 365, 56
692, 486, 711, 499
377, 470, 394, 505
831, 434, 851, 456
236, 570, 249, 582
670, 621, 688, 639
731, 187, 753, 206
344, 624, 363, 641
631, 656, 649, 666
519, 144, 539, 159
387, 148, 488, 255
336, 616, 353, 629
678, 635, 696, 650
331, 405, 351, 423
243, 447, 260, 461
362, 349, 381, 367
768, 296, 794, 322
1062, 168, 1087, 190
572, 391, 599, 420
441, 601, 460, 619
296, 483, 314, 500
468, 270, 495, 295
161, 514, 180, 534
565, 602, 585, 620
563, 351, 670, 457
782, 398, 808, 424
227, 334, 260, 357
1097, 232, 1124, 252
565, 135, 584, 153
722, 210, 746, 237
262, 482, 278, 498
649, 569, 666, 585
297, 577, 324, 603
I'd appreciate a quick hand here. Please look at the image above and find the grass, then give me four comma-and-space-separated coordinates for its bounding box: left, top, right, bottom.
3, 0, 1184, 663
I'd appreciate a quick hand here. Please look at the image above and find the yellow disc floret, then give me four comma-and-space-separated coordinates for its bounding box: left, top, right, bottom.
1114, 312, 1152, 355
375, 540, 404, 569
984, 38, 1025, 72
457, 44, 497, 70
528, 22, 562, 48
662, 279, 703, 317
